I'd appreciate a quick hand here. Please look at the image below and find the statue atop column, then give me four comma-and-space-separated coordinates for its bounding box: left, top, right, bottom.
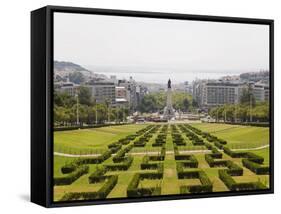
163, 79, 175, 120
168, 79, 171, 89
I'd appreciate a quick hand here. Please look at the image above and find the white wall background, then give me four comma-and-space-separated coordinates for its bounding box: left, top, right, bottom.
0, 0, 279, 212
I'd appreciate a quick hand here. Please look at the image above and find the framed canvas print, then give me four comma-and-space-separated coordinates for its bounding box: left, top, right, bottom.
31, 5, 274, 207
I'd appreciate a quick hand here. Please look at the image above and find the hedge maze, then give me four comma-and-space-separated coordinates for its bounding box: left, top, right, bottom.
54, 123, 270, 201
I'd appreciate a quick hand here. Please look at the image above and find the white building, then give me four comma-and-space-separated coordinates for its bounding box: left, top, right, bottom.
54, 81, 79, 96
193, 80, 269, 109
86, 80, 116, 104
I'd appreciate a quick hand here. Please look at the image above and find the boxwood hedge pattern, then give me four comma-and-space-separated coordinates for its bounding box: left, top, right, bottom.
179, 170, 213, 194
59, 175, 118, 201
55, 123, 269, 201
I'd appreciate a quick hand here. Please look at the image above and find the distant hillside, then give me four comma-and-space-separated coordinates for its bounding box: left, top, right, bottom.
54, 60, 91, 73
240, 71, 269, 82
54, 61, 107, 84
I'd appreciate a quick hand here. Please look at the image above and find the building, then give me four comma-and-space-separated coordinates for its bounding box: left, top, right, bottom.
86, 80, 116, 104
54, 81, 79, 96
202, 82, 241, 107
192, 80, 206, 107
115, 86, 127, 99
264, 85, 270, 101
184, 81, 192, 94
115, 86, 129, 107
136, 85, 148, 107
193, 79, 269, 109
251, 83, 270, 102
118, 77, 138, 111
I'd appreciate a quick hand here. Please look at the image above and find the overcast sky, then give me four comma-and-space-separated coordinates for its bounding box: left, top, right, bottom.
54, 12, 269, 83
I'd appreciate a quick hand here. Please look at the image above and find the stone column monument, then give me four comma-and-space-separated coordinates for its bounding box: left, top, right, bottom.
163, 79, 175, 120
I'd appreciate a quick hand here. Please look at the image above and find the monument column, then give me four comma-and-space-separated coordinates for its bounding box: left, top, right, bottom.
163, 79, 175, 120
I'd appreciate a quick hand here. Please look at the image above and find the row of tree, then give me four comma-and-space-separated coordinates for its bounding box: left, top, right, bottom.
138, 91, 196, 113
54, 87, 129, 127
209, 102, 269, 122
209, 85, 269, 123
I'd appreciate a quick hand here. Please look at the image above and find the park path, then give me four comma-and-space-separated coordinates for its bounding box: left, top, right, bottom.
231, 144, 269, 151
54, 144, 269, 158
54, 152, 101, 157
161, 154, 179, 195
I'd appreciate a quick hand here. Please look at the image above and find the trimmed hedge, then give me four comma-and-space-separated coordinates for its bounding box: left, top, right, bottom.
176, 156, 198, 173
113, 144, 133, 162
61, 162, 77, 174
223, 147, 248, 158
109, 144, 122, 153
54, 123, 127, 131
218, 169, 267, 191
223, 147, 265, 165
242, 159, 269, 175
179, 170, 213, 193
126, 173, 161, 197
88, 166, 107, 183
245, 152, 264, 164
54, 165, 89, 186
214, 141, 224, 149
152, 134, 167, 147
226, 161, 243, 176
192, 139, 205, 146
105, 156, 133, 171
140, 156, 162, 170
205, 154, 228, 167
74, 150, 112, 165
211, 147, 223, 158
59, 175, 118, 201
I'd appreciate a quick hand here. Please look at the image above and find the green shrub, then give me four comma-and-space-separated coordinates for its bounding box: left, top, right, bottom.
242, 159, 269, 175
61, 162, 77, 174
126, 173, 161, 197
205, 154, 227, 167
88, 166, 107, 183
179, 170, 213, 193
218, 169, 267, 191
245, 152, 264, 164
214, 141, 224, 149
54, 165, 89, 186
105, 156, 133, 171
60, 175, 118, 201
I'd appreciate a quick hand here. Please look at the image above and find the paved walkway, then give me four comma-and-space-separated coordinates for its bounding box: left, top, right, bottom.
54, 144, 269, 158
54, 152, 101, 158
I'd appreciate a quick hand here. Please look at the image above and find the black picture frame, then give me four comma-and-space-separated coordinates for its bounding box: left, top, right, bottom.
31, 5, 274, 208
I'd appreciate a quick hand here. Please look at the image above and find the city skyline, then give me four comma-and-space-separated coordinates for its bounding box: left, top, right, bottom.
54, 59, 269, 85
54, 13, 269, 83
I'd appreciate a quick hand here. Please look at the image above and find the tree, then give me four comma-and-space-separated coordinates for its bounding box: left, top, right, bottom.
208, 101, 269, 123
54, 91, 75, 107
69, 72, 85, 84
183, 98, 190, 112
240, 85, 256, 107
138, 91, 192, 113
78, 86, 92, 106
192, 99, 198, 108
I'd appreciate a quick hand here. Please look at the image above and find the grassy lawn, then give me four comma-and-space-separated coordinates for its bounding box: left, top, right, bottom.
54, 124, 147, 154
53, 123, 271, 201
54, 156, 76, 177
250, 147, 270, 165
191, 123, 269, 149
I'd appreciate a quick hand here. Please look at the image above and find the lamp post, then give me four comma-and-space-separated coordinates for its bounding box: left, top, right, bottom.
234, 94, 237, 123
108, 106, 110, 123
250, 94, 253, 123
95, 107, 98, 124
216, 108, 219, 122
123, 107, 125, 122
75, 91, 79, 126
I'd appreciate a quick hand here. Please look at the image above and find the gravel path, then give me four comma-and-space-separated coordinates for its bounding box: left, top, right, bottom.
54, 144, 269, 157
